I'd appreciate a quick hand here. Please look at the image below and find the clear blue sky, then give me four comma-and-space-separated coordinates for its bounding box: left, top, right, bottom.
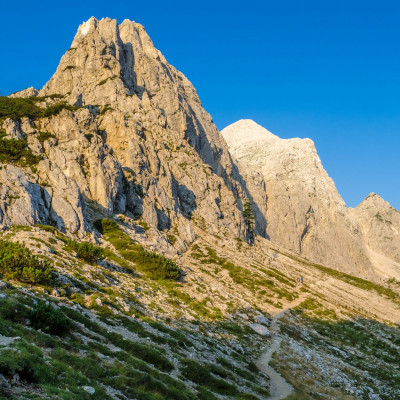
1, 0, 399, 209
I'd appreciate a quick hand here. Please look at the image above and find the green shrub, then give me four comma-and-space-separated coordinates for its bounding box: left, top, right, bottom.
41, 102, 79, 117
0, 136, 42, 166
0, 96, 42, 119
29, 301, 70, 336
100, 105, 114, 115
0, 96, 79, 120
96, 218, 181, 280
0, 239, 54, 284
66, 239, 104, 263
37, 131, 56, 142
167, 234, 177, 245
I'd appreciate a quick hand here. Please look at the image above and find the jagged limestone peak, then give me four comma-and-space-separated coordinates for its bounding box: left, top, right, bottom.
222, 119, 279, 146
222, 119, 376, 280
356, 192, 398, 212
30, 16, 250, 244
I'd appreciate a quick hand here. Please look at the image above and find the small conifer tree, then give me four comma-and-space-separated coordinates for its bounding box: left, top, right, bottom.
242, 199, 255, 244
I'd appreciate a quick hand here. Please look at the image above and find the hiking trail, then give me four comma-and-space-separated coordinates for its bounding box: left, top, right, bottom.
257, 294, 308, 400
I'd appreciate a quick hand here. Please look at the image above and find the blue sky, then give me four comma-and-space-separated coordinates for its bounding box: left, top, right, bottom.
1, 0, 399, 209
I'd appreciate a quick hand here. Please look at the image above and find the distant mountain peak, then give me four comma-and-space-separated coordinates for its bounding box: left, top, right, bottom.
222, 119, 278, 146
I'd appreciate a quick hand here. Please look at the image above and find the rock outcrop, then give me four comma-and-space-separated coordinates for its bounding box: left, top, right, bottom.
222, 119, 376, 279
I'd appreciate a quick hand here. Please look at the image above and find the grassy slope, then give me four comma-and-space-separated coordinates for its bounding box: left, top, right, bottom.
0, 224, 399, 400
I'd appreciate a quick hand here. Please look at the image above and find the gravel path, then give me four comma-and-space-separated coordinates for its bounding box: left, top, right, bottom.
257, 295, 307, 399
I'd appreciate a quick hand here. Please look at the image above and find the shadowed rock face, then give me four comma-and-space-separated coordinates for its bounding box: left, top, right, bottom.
222, 119, 377, 279
3, 17, 250, 247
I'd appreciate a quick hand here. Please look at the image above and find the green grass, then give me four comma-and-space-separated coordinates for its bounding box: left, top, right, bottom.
180, 358, 238, 396
191, 246, 297, 300
0, 287, 271, 400
274, 248, 400, 302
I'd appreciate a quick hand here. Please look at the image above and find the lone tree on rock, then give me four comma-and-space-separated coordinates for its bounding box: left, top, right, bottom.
243, 199, 255, 245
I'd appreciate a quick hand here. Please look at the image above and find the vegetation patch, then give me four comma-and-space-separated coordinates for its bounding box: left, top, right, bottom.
0, 135, 42, 166
275, 248, 400, 302
0, 239, 54, 284
29, 301, 71, 336
96, 218, 181, 280
66, 239, 104, 263
0, 96, 79, 120
37, 131, 56, 142
181, 358, 238, 396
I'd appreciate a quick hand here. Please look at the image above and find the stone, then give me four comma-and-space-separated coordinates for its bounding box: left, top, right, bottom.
83, 386, 95, 395
37, 17, 249, 241
249, 324, 271, 336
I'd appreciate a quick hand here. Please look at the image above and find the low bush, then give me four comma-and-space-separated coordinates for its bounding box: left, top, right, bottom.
0, 239, 54, 284
96, 218, 181, 280
0, 136, 42, 166
0, 96, 42, 119
66, 239, 104, 263
37, 131, 56, 142
29, 301, 70, 336
0, 96, 79, 120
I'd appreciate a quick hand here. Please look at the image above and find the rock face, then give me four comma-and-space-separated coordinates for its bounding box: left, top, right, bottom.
0, 164, 86, 234
1, 17, 249, 248
222, 119, 376, 279
350, 193, 400, 279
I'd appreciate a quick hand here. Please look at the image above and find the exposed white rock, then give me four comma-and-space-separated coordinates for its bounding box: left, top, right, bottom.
8, 87, 39, 98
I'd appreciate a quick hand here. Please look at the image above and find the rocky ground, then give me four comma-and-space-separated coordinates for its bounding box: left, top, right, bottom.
0, 222, 399, 399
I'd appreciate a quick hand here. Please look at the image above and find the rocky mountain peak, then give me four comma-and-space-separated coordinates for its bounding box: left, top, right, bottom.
350, 193, 400, 269
222, 119, 279, 147
222, 119, 376, 279
356, 192, 396, 211
2, 17, 253, 250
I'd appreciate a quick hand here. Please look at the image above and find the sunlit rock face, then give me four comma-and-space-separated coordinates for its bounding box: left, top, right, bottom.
5, 17, 251, 249
222, 119, 377, 279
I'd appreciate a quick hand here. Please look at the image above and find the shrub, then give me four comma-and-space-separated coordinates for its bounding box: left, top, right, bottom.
0, 239, 54, 284
96, 218, 181, 280
0, 96, 42, 119
29, 301, 70, 336
0, 96, 79, 120
0, 136, 42, 166
37, 131, 56, 142
66, 239, 104, 263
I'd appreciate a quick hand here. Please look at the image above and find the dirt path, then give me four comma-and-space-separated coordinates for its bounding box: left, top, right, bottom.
257, 295, 307, 400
